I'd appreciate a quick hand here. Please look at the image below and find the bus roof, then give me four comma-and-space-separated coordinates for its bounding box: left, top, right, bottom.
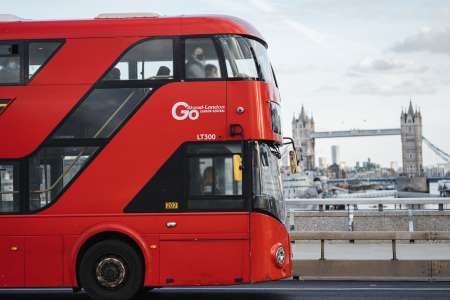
0, 15, 266, 44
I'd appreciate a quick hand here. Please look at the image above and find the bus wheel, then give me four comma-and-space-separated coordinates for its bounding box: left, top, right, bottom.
79, 239, 144, 300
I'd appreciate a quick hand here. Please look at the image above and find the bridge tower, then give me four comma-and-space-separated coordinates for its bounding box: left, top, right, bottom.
400, 101, 423, 177
292, 105, 315, 170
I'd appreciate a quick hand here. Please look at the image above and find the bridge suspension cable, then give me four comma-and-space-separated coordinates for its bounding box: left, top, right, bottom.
422, 137, 450, 163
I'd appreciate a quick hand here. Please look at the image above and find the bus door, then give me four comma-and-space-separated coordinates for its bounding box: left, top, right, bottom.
158, 143, 250, 286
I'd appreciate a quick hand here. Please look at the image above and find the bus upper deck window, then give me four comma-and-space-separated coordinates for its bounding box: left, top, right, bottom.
103, 39, 174, 81
249, 40, 276, 84
185, 38, 222, 79
219, 36, 258, 80
0, 44, 20, 84
28, 42, 62, 79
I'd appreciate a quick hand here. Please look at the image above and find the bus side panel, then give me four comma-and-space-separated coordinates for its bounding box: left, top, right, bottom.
25, 236, 63, 287
250, 212, 292, 282
0, 236, 25, 287
226, 81, 280, 143
63, 235, 79, 287
159, 238, 249, 286
156, 213, 250, 286
0, 85, 89, 158
142, 235, 160, 286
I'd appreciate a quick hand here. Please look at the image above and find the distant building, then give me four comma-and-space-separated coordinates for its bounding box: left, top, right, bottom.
362, 157, 378, 170
292, 105, 315, 170
424, 165, 447, 177
390, 161, 398, 171
331, 145, 340, 165
400, 101, 423, 178
318, 157, 327, 169
327, 163, 346, 179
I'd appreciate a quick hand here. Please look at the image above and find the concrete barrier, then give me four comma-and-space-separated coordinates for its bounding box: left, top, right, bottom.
290, 231, 450, 280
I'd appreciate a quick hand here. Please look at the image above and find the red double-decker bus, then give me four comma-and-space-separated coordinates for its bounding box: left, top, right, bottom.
0, 13, 291, 300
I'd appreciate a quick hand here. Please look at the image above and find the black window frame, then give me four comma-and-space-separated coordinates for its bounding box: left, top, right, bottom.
184, 141, 253, 213
0, 39, 65, 86
186, 144, 245, 210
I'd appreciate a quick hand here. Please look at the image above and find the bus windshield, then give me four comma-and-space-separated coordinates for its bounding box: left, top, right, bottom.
253, 142, 285, 223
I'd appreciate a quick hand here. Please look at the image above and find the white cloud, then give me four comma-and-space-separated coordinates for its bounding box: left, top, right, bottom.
351, 79, 436, 96
282, 19, 326, 44
248, 0, 275, 13
314, 85, 341, 94
277, 64, 332, 75
245, 0, 327, 44
437, 8, 450, 18
349, 57, 429, 75
391, 27, 450, 55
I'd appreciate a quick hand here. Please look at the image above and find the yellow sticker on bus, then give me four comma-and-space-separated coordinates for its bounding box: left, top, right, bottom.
165, 202, 179, 209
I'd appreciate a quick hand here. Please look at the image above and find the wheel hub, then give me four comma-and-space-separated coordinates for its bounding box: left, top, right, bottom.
95, 256, 126, 288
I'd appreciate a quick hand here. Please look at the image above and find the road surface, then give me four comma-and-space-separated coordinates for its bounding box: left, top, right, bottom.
1, 281, 450, 300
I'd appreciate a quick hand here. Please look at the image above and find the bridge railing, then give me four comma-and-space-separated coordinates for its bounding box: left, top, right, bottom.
289, 230, 450, 280
286, 197, 450, 212
286, 197, 450, 240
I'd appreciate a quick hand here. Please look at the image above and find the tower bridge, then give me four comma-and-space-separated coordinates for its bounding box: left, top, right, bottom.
312, 128, 401, 139
292, 102, 450, 175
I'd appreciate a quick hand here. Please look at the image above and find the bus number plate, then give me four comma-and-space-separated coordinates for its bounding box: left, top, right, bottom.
165, 202, 179, 209
196, 133, 216, 140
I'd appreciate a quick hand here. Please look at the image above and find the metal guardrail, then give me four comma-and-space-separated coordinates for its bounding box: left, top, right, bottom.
286, 197, 450, 205
286, 197, 450, 211
290, 231, 450, 260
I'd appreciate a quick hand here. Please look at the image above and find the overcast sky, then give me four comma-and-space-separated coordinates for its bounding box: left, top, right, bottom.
3, 0, 450, 168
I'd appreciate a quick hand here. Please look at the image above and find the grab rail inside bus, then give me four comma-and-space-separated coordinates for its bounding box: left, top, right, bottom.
0, 190, 19, 195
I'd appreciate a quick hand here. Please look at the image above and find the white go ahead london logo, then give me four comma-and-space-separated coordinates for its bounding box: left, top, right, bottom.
171, 101, 200, 121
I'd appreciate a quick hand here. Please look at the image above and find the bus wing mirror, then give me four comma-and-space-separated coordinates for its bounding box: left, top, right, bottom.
233, 154, 242, 182
289, 150, 298, 174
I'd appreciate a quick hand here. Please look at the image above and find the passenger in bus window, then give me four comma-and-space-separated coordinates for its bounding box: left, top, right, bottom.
104, 67, 121, 80
155, 66, 171, 78
0, 57, 20, 83
186, 47, 206, 78
201, 166, 214, 194
205, 64, 219, 78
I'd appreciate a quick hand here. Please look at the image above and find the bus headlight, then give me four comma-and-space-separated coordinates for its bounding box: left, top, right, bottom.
274, 245, 286, 267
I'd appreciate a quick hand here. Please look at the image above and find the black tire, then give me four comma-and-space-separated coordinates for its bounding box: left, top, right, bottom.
78, 239, 144, 300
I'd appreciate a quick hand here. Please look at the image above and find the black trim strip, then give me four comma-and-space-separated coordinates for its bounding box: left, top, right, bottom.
43, 138, 109, 147
213, 37, 228, 78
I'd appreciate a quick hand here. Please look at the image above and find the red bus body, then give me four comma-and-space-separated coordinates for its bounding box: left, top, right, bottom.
0, 15, 291, 292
